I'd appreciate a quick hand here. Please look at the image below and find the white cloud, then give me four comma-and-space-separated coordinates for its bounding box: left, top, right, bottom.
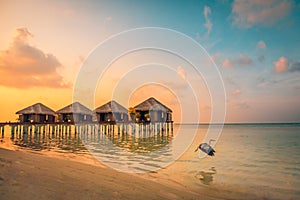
204, 6, 213, 36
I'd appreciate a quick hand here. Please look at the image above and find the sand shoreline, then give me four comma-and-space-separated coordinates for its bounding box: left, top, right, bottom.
0, 144, 271, 200
0, 148, 202, 200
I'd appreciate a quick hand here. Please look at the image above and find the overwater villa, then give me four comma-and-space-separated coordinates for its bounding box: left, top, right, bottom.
9, 97, 172, 126
1, 97, 173, 138
16, 103, 56, 123
133, 97, 172, 123
56, 102, 92, 123
94, 100, 128, 123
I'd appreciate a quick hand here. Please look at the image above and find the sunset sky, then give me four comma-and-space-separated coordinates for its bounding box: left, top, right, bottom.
0, 0, 300, 123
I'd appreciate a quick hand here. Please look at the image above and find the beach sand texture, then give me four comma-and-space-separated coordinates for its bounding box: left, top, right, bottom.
0, 148, 200, 200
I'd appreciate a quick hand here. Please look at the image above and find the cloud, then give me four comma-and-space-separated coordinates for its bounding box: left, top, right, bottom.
289, 62, 300, 72
234, 101, 250, 109
231, 0, 292, 28
0, 27, 70, 88
222, 59, 234, 68
257, 76, 278, 88
104, 16, 112, 24
222, 54, 252, 68
204, 6, 213, 36
210, 53, 223, 67
236, 54, 252, 66
257, 40, 266, 49
226, 77, 237, 86
273, 56, 288, 73
13, 28, 33, 41
177, 66, 187, 80
257, 55, 265, 63
232, 89, 241, 95
272, 57, 300, 73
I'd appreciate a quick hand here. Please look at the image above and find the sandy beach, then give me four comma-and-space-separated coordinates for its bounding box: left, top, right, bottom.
0, 148, 200, 200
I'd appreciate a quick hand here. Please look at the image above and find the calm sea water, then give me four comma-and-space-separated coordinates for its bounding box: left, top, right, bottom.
1, 123, 299, 199
167, 124, 300, 200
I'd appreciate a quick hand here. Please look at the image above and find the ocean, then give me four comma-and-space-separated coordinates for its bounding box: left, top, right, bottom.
1, 123, 299, 199
163, 124, 300, 200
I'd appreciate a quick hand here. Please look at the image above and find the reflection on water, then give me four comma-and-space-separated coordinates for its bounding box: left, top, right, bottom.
11, 131, 88, 154
9, 129, 173, 155
82, 130, 174, 173
109, 132, 173, 153
194, 167, 217, 185
5, 124, 174, 173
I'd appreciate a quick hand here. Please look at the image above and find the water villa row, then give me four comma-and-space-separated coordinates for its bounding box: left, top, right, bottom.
10, 97, 173, 124
0, 98, 174, 142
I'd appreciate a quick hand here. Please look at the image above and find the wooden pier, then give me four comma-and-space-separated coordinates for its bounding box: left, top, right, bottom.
0, 121, 174, 139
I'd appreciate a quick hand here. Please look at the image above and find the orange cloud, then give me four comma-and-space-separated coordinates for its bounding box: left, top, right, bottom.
232, 0, 292, 28
0, 28, 70, 88
177, 66, 187, 80
222, 59, 234, 68
222, 54, 252, 68
273, 56, 288, 73
232, 89, 241, 95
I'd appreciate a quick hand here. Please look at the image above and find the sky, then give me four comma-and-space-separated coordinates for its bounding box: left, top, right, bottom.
0, 0, 300, 123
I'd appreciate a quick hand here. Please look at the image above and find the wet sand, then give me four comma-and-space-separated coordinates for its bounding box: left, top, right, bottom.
0, 147, 266, 200
0, 148, 200, 200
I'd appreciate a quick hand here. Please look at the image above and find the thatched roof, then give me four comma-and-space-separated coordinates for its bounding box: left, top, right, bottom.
56, 102, 92, 115
134, 97, 172, 112
16, 103, 55, 115
94, 100, 128, 114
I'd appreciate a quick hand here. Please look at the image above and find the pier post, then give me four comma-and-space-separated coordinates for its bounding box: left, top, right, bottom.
23, 125, 26, 134
11, 125, 15, 135
1, 125, 5, 138
97, 124, 100, 134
